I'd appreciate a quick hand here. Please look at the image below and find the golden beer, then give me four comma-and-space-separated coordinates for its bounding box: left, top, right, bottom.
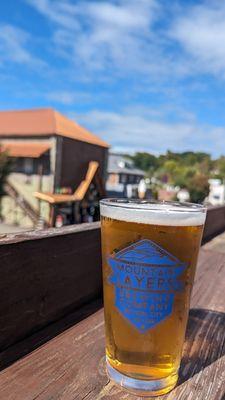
100, 199, 206, 396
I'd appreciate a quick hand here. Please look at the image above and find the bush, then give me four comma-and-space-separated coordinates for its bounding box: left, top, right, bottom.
188, 173, 209, 203
0, 147, 13, 195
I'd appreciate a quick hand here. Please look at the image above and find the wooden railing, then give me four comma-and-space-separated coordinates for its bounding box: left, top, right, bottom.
202, 204, 225, 243
0, 204, 225, 368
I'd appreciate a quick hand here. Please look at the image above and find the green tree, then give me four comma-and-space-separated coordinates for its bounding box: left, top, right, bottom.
187, 173, 209, 203
179, 151, 211, 166
0, 147, 13, 219
173, 166, 196, 188
129, 152, 158, 171
125, 149, 214, 203
216, 156, 225, 176
163, 160, 178, 184
0, 148, 13, 195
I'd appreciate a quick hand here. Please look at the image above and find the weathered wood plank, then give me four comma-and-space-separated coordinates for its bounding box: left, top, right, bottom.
0, 204, 224, 371
203, 230, 225, 254
0, 222, 102, 352
0, 203, 224, 245
191, 249, 225, 312
202, 205, 225, 243
0, 249, 224, 400
0, 298, 102, 371
0, 221, 101, 244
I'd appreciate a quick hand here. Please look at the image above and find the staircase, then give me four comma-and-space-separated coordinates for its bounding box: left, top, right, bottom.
4, 182, 47, 228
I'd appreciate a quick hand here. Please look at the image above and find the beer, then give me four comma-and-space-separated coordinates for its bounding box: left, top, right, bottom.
100, 199, 206, 396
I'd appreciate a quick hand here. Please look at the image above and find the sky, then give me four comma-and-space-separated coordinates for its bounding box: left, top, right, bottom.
0, 0, 225, 157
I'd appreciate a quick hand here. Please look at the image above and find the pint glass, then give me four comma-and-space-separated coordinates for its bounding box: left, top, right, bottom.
100, 199, 206, 396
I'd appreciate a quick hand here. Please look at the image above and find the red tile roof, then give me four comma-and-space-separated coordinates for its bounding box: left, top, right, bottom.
1, 141, 52, 158
0, 108, 109, 148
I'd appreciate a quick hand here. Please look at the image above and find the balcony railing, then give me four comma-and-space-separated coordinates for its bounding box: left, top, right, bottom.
0, 204, 225, 369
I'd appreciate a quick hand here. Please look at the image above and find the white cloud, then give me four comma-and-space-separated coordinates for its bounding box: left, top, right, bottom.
26, 0, 79, 30
26, 0, 225, 81
0, 25, 32, 64
46, 91, 76, 105
45, 90, 91, 105
74, 108, 225, 156
27, 0, 158, 32
0, 24, 45, 67
26, 0, 169, 76
170, 2, 225, 76
21, 0, 225, 158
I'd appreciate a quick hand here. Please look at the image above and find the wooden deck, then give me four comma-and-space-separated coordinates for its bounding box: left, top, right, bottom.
204, 230, 225, 254
0, 205, 224, 399
0, 250, 224, 399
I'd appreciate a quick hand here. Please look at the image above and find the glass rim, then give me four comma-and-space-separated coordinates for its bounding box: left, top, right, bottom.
100, 198, 207, 214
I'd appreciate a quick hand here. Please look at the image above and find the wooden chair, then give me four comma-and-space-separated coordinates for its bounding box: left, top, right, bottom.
34, 161, 102, 226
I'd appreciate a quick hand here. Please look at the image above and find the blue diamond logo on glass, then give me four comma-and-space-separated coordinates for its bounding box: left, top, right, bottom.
108, 239, 187, 333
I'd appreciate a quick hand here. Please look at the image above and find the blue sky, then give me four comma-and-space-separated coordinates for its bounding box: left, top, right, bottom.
0, 0, 225, 156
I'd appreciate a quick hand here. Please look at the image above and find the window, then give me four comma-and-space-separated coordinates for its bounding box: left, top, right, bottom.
120, 174, 127, 184
128, 175, 136, 184
24, 158, 33, 174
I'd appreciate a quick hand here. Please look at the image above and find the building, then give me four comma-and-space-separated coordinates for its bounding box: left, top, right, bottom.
106, 153, 145, 197
0, 108, 109, 227
158, 188, 177, 202
157, 184, 181, 202
177, 188, 190, 202
208, 179, 225, 205
0, 108, 108, 189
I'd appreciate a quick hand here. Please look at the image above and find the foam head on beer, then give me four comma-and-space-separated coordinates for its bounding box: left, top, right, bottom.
100, 199, 206, 396
100, 199, 206, 226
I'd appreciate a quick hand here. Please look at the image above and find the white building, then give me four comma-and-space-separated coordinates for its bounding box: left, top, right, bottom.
106, 153, 145, 197
208, 179, 225, 205
177, 189, 190, 203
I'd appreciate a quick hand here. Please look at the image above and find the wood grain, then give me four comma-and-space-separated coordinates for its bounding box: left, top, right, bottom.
0, 205, 224, 398
0, 203, 223, 357
0, 298, 103, 371
202, 205, 225, 244
0, 222, 102, 353
0, 203, 224, 245
0, 248, 224, 400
